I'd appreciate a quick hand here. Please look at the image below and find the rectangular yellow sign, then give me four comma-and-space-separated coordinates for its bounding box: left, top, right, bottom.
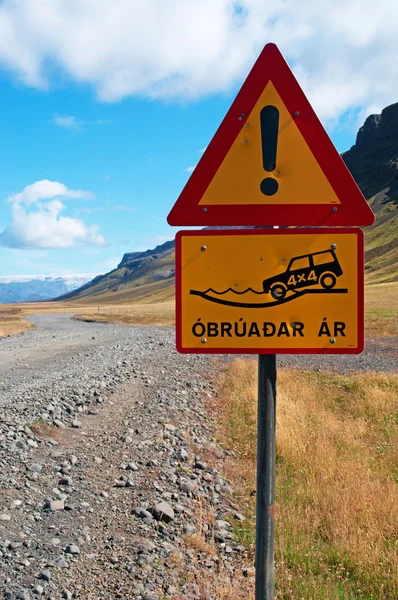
176, 229, 364, 354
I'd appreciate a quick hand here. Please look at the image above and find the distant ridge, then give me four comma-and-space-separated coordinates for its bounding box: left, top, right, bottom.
57, 239, 175, 304
0, 274, 96, 304
118, 240, 175, 268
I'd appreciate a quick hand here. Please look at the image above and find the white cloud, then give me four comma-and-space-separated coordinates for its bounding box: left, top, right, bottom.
51, 115, 110, 131
184, 165, 196, 173
0, 1, 396, 123
1, 180, 104, 249
52, 115, 81, 131
8, 180, 94, 206
0, 201, 104, 249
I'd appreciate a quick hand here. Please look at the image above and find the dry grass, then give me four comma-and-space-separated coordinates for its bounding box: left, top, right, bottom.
176, 498, 252, 600
174, 569, 250, 600
171, 496, 254, 599
365, 282, 398, 317
365, 316, 398, 337
184, 498, 217, 556
364, 282, 398, 336
194, 576, 251, 600
27, 418, 59, 441
0, 301, 175, 328
73, 301, 175, 327
212, 360, 398, 600
0, 308, 34, 337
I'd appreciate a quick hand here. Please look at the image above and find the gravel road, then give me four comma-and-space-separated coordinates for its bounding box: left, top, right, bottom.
0, 314, 396, 600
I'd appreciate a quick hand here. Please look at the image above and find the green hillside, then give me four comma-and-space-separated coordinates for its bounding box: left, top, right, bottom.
363, 193, 398, 283
57, 241, 175, 305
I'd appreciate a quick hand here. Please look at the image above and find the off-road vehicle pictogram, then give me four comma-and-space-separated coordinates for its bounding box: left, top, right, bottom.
262, 248, 343, 300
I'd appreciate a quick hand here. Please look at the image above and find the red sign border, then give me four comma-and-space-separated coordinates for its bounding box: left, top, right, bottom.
175, 228, 364, 355
168, 43, 375, 227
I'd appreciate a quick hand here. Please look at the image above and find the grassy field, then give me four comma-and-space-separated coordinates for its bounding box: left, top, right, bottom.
0, 307, 35, 337
0, 300, 176, 335
72, 301, 175, 326
209, 359, 398, 600
364, 282, 398, 336
364, 282, 398, 317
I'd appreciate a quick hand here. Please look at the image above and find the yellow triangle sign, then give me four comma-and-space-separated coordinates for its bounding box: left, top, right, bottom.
167, 43, 375, 226
199, 81, 340, 206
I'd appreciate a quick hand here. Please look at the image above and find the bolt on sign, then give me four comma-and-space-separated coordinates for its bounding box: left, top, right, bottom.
176, 229, 364, 354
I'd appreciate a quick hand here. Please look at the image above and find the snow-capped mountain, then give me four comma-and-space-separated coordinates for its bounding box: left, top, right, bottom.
0, 274, 97, 303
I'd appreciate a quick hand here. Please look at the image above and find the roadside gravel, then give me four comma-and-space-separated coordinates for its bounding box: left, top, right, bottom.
0, 314, 396, 599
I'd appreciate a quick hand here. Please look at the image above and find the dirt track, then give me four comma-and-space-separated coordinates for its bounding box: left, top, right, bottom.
0, 314, 396, 390
0, 315, 396, 599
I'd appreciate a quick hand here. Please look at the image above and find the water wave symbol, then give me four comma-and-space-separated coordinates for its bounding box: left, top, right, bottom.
202, 287, 266, 296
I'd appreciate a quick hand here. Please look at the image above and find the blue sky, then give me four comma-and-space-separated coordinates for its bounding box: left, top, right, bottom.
0, 0, 397, 278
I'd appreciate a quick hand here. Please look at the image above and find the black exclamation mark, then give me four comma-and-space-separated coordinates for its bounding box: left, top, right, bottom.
260, 105, 279, 196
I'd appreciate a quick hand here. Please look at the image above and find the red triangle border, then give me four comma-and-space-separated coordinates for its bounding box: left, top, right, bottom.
167, 43, 375, 227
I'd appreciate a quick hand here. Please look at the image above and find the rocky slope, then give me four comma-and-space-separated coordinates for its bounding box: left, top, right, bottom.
118, 240, 175, 269
343, 102, 398, 283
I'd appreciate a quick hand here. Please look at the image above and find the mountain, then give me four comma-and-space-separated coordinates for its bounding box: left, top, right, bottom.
343, 102, 398, 283
118, 240, 175, 267
60, 103, 398, 304
0, 274, 97, 304
57, 241, 175, 304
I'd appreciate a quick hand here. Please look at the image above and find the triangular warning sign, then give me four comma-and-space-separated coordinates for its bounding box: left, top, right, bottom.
168, 43, 375, 227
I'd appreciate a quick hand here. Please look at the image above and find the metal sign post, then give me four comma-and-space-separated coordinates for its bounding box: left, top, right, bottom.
168, 42, 371, 600
256, 355, 277, 599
